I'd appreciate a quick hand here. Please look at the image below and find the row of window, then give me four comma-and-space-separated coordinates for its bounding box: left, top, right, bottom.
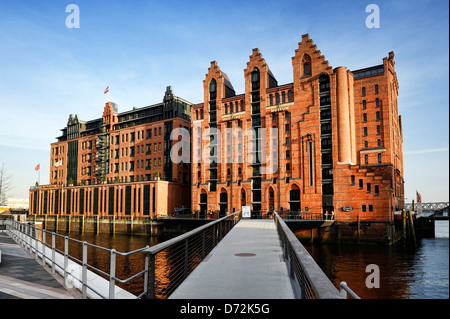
362, 98, 382, 109
110, 158, 162, 173
111, 127, 163, 145
363, 125, 382, 136
364, 153, 383, 165
224, 100, 245, 114
351, 175, 380, 195
362, 111, 381, 122
52, 145, 65, 156
361, 84, 380, 97
269, 90, 293, 106
363, 139, 383, 148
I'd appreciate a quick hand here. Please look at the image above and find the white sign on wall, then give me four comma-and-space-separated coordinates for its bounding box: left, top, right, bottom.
242, 206, 251, 218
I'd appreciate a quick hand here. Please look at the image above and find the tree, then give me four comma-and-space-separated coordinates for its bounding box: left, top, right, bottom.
0, 163, 13, 206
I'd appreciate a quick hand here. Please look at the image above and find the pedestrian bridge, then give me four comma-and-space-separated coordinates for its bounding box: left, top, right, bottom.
144, 212, 351, 299
1, 213, 357, 299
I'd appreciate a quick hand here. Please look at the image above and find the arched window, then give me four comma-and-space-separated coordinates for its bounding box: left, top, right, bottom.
282, 91, 286, 104
289, 184, 301, 212
269, 94, 273, 106
268, 186, 275, 212
224, 104, 228, 114
288, 90, 293, 102
251, 67, 260, 91
241, 189, 246, 206
240, 100, 244, 112
209, 79, 217, 100
302, 54, 311, 77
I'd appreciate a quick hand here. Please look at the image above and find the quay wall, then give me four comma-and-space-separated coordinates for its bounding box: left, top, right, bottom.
30, 216, 212, 236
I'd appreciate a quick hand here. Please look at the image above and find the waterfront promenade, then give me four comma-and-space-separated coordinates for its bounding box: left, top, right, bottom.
0, 233, 78, 299
169, 219, 296, 299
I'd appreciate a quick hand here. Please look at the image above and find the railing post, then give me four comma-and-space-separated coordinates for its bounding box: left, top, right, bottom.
109, 249, 116, 299
42, 231, 46, 266
51, 233, 56, 275
148, 254, 155, 299
340, 281, 348, 299
35, 226, 39, 261
64, 236, 69, 286
143, 246, 149, 296
82, 241, 88, 299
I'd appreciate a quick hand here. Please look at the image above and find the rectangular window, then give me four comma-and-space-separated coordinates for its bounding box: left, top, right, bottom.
363, 100, 366, 109
362, 205, 367, 212
375, 84, 379, 94
369, 205, 373, 212
375, 185, 379, 196
367, 183, 371, 193
351, 175, 355, 185
364, 127, 368, 136
308, 141, 313, 187
359, 179, 363, 189
362, 87, 366, 97
363, 113, 367, 123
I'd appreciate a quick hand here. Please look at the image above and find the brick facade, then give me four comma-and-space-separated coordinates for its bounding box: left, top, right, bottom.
191, 34, 404, 223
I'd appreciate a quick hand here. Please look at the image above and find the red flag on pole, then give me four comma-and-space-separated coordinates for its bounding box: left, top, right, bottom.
35, 164, 40, 171
104, 86, 109, 94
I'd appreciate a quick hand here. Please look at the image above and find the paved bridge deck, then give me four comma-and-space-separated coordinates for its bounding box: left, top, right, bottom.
169, 219, 295, 299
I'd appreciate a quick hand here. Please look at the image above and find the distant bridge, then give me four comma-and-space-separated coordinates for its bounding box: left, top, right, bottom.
404, 202, 449, 213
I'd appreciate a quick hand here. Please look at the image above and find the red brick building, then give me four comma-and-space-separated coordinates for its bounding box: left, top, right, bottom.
29, 87, 192, 217
191, 34, 404, 223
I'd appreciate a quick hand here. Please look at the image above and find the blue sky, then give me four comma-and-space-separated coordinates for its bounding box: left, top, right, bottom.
0, 0, 448, 203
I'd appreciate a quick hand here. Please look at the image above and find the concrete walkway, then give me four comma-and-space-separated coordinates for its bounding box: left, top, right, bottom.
0, 233, 79, 299
169, 219, 295, 299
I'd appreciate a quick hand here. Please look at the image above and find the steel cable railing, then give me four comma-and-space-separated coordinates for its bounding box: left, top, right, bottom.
143, 212, 242, 299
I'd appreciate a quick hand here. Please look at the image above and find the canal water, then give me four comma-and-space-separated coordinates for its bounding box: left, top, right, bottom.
302, 220, 449, 299
47, 220, 448, 299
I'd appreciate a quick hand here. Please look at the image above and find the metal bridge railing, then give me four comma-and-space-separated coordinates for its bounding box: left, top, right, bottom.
273, 212, 344, 299
3, 219, 148, 299
142, 211, 242, 299
340, 281, 361, 299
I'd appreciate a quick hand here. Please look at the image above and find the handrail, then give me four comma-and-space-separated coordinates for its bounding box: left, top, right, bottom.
340, 281, 361, 299
3, 219, 149, 299
142, 211, 242, 298
273, 212, 343, 299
